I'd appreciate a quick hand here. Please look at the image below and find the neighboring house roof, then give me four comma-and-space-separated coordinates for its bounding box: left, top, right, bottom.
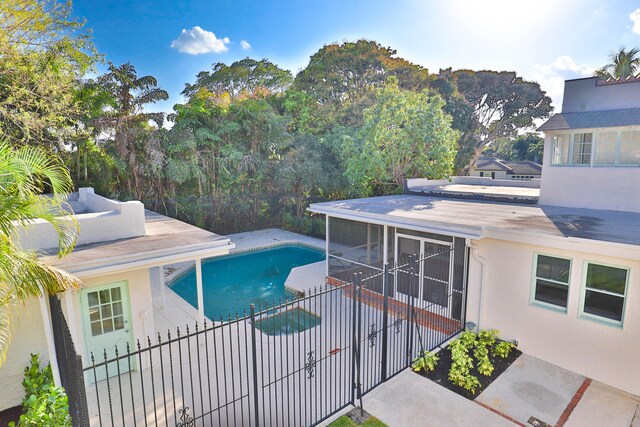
472, 157, 542, 175
42, 210, 233, 277
537, 108, 640, 131
309, 195, 640, 251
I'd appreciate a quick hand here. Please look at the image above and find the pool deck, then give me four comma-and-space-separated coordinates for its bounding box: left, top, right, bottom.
226, 228, 325, 253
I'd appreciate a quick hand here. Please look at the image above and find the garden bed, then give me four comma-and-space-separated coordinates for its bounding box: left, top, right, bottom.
414, 331, 522, 400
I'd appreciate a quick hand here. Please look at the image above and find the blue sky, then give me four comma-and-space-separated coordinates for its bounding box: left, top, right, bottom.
73, 0, 640, 115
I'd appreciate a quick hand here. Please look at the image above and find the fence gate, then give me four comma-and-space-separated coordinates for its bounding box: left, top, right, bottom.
54, 247, 467, 426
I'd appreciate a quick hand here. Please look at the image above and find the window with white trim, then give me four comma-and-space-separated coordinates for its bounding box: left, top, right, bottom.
594, 131, 617, 165
532, 254, 571, 309
620, 131, 640, 165
581, 263, 629, 324
572, 133, 592, 164
551, 134, 570, 164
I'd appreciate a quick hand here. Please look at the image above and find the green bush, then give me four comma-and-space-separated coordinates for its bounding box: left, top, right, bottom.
447, 330, 516, 395
412, 350, 439, 373
10, 354, 72, 427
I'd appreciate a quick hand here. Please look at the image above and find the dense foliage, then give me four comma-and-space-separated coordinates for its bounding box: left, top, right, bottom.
0, 1, 555, 236
9, 354, 72, 426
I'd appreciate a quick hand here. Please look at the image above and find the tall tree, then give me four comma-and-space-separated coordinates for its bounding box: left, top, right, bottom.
96, 62, 169, 197
0, 0, 97, 148
595, 47, 640, 80
182, 58, 293, 100
292, 39, 431, 129
453, 70, 552, 173
339, 78, 459, 196
0, 142, 81, 363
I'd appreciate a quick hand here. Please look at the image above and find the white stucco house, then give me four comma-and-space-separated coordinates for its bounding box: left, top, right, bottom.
309, 76, 640, 396
0, 188, 233, 412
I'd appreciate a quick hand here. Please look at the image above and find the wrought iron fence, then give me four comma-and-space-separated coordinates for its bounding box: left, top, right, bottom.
49, 295, 90, 427
65, 246, 466, 427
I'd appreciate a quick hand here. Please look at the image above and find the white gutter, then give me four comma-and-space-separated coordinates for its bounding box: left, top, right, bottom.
468, 239, 488, 331
61, 243, 235, 279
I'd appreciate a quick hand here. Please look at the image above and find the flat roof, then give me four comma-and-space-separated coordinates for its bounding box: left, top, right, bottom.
407, 183, 539, 204
43, 210, 232, 275
309, 195, 640, 248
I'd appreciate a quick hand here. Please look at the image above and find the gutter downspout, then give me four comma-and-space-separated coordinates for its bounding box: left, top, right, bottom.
468, 239, 487, 331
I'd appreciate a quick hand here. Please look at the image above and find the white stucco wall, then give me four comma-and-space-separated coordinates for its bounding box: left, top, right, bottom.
468, 238, 640, 395
538, 131, 640, 213
0, 298, 50, 411
15, 188, 146, 251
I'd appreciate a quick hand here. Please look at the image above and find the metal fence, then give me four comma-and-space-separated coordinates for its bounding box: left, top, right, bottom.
65, 247, 466, 427
49, 294, 90, 426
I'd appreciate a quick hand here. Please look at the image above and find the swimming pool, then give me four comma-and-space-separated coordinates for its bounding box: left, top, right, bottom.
169, 244, 325, 320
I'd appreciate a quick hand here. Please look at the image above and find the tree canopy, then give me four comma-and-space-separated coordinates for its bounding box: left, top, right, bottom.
0, 0, 97, 148
452, 70, 552, 172
182, 58, 293, 100
339, 78, 458, 195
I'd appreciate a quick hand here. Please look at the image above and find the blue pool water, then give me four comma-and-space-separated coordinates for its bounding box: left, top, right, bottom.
169, 245, 325, 320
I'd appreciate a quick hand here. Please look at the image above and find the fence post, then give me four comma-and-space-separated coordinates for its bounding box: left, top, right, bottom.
405, 256, 416, 368
250, 304, 260, 427
350, 275, 359, 404
381, 264, 389, 382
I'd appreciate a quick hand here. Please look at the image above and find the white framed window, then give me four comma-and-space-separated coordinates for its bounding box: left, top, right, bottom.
572, 133, 592, 164
531, 254, 571, 311
594, 131, 617, 165
620, 131, 640, 165
580, 262, 629, 326
551, 134, 571, 164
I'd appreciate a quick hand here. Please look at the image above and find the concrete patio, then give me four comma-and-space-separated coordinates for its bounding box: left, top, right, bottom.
361, 354, 640, 427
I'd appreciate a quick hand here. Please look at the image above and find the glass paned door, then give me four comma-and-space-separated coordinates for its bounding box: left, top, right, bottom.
81, 281, 133, 381
395, 236, 420, 298
422, 241, 451, 309
394, 234, 454, 316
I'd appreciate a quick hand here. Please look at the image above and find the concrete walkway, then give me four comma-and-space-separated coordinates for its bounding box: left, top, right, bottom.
362, 355, 640, 427
363, 370, 514, 427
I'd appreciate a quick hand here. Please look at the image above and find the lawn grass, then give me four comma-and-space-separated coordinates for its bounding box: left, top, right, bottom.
327, 415, 388, 426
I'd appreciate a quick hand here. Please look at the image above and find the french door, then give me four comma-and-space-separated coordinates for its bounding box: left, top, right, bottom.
394, 233, 454, 317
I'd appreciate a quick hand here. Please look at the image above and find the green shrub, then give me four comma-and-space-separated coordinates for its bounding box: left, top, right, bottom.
493, 340, 516, 359
412, 350, 439, 373
10, 354, 72, 427
447, 330, 517, 394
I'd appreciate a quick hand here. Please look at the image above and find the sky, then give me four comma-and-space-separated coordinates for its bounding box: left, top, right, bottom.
72, 0, 640, 117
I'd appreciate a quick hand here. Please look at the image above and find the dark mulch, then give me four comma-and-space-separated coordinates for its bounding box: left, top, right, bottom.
0, 405, 21, 427
415, 343, 522, 400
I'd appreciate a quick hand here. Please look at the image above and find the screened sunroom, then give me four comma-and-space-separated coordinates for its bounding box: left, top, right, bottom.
325, 216, 469, 321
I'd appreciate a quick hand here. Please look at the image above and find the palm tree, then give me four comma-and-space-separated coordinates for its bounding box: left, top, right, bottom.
595, 47, 640, 80
96, 62, 169, 197
0, 141, 81, 364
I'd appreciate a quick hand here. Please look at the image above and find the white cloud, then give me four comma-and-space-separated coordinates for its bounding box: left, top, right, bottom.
533, 56, 595, 109
170, 26, 230, 55
240, 40, 251, 50
630, 9, 640, 34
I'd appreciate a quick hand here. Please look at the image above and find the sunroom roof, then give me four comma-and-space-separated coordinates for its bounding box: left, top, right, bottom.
309, 195, 640, 250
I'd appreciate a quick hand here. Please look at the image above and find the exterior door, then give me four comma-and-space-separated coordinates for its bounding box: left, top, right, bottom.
80, 281, 133, 381
394, 234, 454, 316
